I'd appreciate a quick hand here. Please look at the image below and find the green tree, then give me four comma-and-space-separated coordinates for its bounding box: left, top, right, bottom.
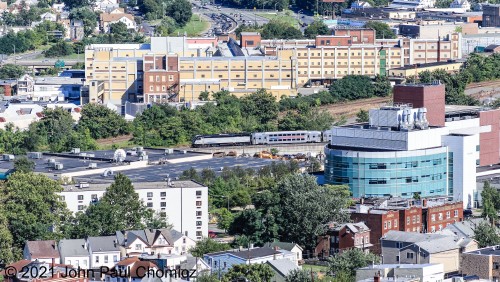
213, 208, 233, 231
0, 64, 26, 79
0, 208, 15, 264
330, 75, 374, 101
286, 269, 320, 282
481, 181, 500, 225
78, 103, 129, 139
356, 109, 369, 123
1, 172, 72, 249
365, 21, 396, 39
63, 0, 96, 9
31, 108, 76, 152
304, 20, 330, 39
474, 221, 500, 248
261, 18, 303, 39
166, 0, 192, 26
43, 40, 74, 58
241, 89, 279, 129
373, 74, 392, 97
222, 264, 274, 282
70, 174, 158, 237
109, 21, 132, 43
72, 62, 85, 69
189, 238, 231, 257
328, 249, 380, 278
199, 91, 210, 101
69, 7, 98, 36
228, 209, 274, 245
196, 274, 219, 282
13, 157, 35, 173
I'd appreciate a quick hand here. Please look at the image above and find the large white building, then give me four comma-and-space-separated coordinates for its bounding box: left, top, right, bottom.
60, 180, 208, 240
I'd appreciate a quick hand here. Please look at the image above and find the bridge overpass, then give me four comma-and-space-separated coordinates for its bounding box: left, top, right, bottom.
3, 59, 84, 73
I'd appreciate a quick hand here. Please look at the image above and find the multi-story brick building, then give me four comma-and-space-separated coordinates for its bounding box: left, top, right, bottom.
423, 198, 463, 233
461, 246, 500, 280
315, 222, 372, 257
350, 205, 400, 253
84, 30, 462, 107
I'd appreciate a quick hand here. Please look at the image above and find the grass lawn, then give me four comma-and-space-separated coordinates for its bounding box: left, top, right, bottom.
170, 14, 209, 36
257, 11, 300, 27
302, 264, 329, 274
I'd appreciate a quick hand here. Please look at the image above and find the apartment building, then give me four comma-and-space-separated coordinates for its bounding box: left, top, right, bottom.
423, 199, 464, 233
59, 180, 208, 240
84, 31, 461, 106
461, 246, 500, 280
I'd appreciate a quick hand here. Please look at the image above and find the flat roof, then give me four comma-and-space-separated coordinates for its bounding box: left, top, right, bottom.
465, 246, 500, 256
445, 105, 485, 114
359, 263, 439, 269
61, 180, 204, 192
392, 60, 463, 70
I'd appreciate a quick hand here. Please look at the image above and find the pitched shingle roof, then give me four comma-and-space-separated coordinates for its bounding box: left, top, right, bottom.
99, 13, 134, 23
266, 259, 298, 277
263, 242, 303, 251
88, 236, 120, 253
207, 247, 281, 260
25, 240, 60, 259
58, 239, 90, 257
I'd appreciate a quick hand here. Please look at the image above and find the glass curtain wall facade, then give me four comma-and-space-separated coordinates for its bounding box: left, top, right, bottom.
325, 146, 448, 198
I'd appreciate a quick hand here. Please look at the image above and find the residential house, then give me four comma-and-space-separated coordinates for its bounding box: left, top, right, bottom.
315, 222, 372, 258
422, 199, 463, 233
356, 263, 445, 282
115, 229, 196, 257
33, 76, 84, 102
0, 80, 18, 96
461, 246, 500, 281
380, 230, 478, 274
266, 259, 300, 282
23, 240, 60, 264
58, 239, 91, 268
52, 2, 65, 13
40, 12, 57, 22
99, 12, 136, 33
87, 236, 121, 269
204, 246, 299, 275
351, 1, 372, 9
0, 1, 8, 13
450, 0, 471, 10
263, 242, 303, 262
17, 74, 35, 94
93, 0, 119, 12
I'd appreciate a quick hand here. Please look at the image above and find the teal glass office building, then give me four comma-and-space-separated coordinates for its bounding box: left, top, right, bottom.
324, 146, 449, 198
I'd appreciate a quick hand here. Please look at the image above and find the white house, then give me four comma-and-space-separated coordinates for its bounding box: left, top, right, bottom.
40, 12, 57, 22
88, 236, 121, 269
115, 229, 196, 257
99, 12, 136, 33
60, 181, 209, 240
351, 1, 372, 9
52, 2, 65, 13
450, 0, 471, 10
58, 239, 91, 268
23, 240, 60, 264
0, 103, 44, 130
356, 263, 445, 282
93, 0, 119, 12
263, 242, 303, 262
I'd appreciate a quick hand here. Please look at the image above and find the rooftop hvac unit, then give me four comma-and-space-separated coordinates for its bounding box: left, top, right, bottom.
445, 118, 452, 122
453, 117, 460, 121
88, 163, 97, 169
71, 148, 80, 154
136, 147, 144, 152
79, 153, 87, 157
47, 158, 56, 164
182, 150, 187, 154
54, 163, 64, 170
87, 154, 95, 157
79, 182, 89, 188
28, 152, 42, 159
140, 155, 148, 161
3, 154, 14, 161
165, 148, 174, 155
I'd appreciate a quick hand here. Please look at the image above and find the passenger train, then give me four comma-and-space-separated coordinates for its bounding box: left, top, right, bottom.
191, 130, 333, 147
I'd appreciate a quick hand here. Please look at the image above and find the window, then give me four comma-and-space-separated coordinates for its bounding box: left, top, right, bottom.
196, 201, 202, 206
412, 216, 416, 224
147, 192, 153, 198
196, 231, 202, 236
384, 222, 387, 229
160, 192, 166, 197
407, 253, 414, 259
160, 202, 166, 207
113, 255, 118, 262
196, 190, 202, 196
431, 214, 436, 222
446, 211, 450, 219
95, 256, 99, 263
169, 75, 174, 81
78, 195, 84, 200
78, 205, 84, 210
396, 255, 400, 262
438, 213, 443, 220
394, 219, 398, 228
388, 221, 392, 229
196, 221, 202, 226
91, 194, 98, 200
104, 255, 108, 263
396, 242, 403, 248
196, 211, 202, 216
431, 226, 436, 232
147, 202, 153, 207
183, 238, 186, 244
407, 217, 410, 224
156, 75, 160, 82
417, 215, 420, 223
149, 86, 153, 91
454, 210, 458, 217
135, 244, 141, 250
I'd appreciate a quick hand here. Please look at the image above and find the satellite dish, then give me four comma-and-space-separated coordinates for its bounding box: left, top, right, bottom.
114, 149, 126, 162
103, 168, 114, 177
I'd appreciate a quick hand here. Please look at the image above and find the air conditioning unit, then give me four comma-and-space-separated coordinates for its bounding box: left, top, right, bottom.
88, 163, 97, 169
28, 152, 42, 159
71, 148, 80, 154
87, 154, 95, 157
79, 153, 87, 157
3, 154, 14, 161
165, 148, 174, 155
54, 163, 64, 170
79, 182, 89, 188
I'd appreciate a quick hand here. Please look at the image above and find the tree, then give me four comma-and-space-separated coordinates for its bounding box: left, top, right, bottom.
189, 238, 231, 257
356, 109, 369, 123
364, 21, 396, 39
69, 7, 98, 36
0, 64, 26, 79
13, 157, 35, 173
228, 209, 273, 245
330, 75, 375, 101
328, 249, 380, 278
222, 264, 274, 282
481, 181, 500, 225
78, 104, 129, 139
70, 174, 159, 237
261, 18, 303, 39
373, 74, 392, 97
196, 274, 219, 282
109, 22, 132, 43
43, 40, 74, 58
31, 108, 76, 152
0, 208, 15, 264
63, 0, 96, 9
304, 20, 330, 39
286, 269, 320, 282
166, 0, 192, 27
474, 221, 500, 248
1, 172, 72, 249
213, 208, 233, 231
241, 89, 279, 129
199, 91, 210, 101
72, 62, 85, 69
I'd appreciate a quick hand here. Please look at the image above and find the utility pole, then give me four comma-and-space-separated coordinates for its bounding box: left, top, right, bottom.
13, 44, 16, 64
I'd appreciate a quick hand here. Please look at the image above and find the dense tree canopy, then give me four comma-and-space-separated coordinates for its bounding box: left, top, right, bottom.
222, 264, 274, 282
304, 20, 330, 39
328, 249, 380, 279
77, 104, 129, 139
365, 21, 396, 39
474, 221, 500, 248
189, 238, 231, 257
69, 7, 98, 36
43, 40, 74, 58
0, 64, 26, 79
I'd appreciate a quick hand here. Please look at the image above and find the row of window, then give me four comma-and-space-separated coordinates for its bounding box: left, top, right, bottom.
148, 75, 175, 82
298, 61, 400, 66
431, 210, 459, 221
297, 51, 401, 57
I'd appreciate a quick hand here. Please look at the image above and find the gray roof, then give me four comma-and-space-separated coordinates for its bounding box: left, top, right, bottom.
383, 230, 464, 254
59, 239, 90, 257
332, 222, 370, 233
382, 230, 446, 243
116, 229, 184, 247
442, 218, 486, 239
266, 259, 299, 277
263, 242, 303, 252
87, 236, 120, 253
207, 247, 281, 260
414, 237, 460, 254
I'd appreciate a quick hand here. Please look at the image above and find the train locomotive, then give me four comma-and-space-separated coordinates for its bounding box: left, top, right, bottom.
191, 130, 333, 147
